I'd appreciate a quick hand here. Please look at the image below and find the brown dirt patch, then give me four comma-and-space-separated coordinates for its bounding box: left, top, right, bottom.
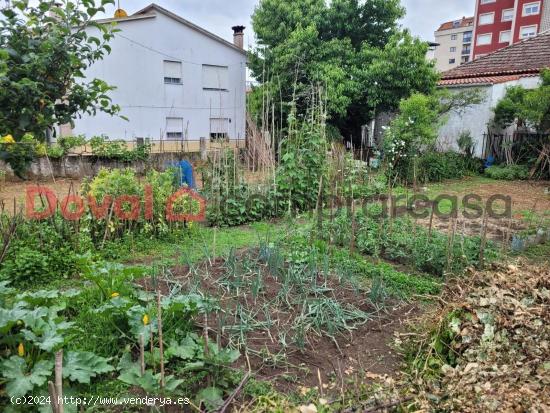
0, 178, 81, 214
136, 249, 423, 395
406, 179, 550, 241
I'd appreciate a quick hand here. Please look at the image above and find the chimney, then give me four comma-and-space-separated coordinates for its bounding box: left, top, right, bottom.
232, 26, 245, 49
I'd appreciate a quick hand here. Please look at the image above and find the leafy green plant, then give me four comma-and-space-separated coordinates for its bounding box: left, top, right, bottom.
0, 283, 114, 399
276, 106, 328, 212
89, 136, 150, 161
0, 0, 120, 141
0, 133, 40, 178
485, 164, 529, 180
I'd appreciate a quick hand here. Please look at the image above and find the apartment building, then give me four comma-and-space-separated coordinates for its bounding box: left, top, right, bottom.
473, 0, 550, 59
432, 17, 474, 71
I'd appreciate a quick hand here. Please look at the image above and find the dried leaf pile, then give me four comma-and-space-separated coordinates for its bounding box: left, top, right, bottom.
410, 261, 550, 412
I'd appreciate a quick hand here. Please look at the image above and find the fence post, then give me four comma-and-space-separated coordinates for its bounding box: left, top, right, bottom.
200, 137, 207, 161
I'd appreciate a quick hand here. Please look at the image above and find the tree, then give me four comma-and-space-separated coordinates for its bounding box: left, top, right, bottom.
493, 69, 550, 132
250, 0, 437, 143
0, 0, 120, 141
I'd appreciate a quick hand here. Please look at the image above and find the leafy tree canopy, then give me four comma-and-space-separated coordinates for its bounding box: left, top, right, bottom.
250, 0, 438, 142
493, 69, 550, 132
0, 0, 120, 140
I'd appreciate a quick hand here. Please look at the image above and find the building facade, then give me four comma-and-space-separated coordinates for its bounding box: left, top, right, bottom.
70, 4, 247, 144
472, 0, 550, 59
438, 31, 550, 157
433, 17, 474, 71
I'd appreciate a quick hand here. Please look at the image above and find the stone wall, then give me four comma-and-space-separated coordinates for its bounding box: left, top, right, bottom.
0, 152, 204, 181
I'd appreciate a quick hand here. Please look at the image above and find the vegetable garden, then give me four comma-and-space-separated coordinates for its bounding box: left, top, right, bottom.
1, 104, 548, 411
0, 0, 548, 410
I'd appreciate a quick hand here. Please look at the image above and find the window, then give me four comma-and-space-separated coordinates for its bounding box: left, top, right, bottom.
163, 60, 182, 85
450, 46, 456, 52
499, 30, 511, 43
523, 2, 540, 16
520, 25, 538, 38
452, 20, 460, 28
502, 8, 514, 21
462, 46, 471, 55
479, 12, 495, 25
480, 0, 496, 4
463, 31, 473, 43
451, 34, 457, 40
210, 118, 229, 141
165, 117, 183, 139
477, 33, 492, 45
202, 65, 229, 91
449, 58, 456, 64
461, 56, 470, 63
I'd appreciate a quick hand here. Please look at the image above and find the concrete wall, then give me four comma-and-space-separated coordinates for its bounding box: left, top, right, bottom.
0, 152, 204, 181
437, 76, 541, 158
71, 11, 247, 142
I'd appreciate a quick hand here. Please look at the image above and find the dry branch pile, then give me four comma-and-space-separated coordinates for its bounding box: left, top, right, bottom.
409, 261, 550, 412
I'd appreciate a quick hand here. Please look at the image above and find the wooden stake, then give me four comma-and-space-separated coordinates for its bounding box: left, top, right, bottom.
139, 334, 145, 375
479, 209, 489, 269
55, 350, 63, 413
156, 289, 165, 389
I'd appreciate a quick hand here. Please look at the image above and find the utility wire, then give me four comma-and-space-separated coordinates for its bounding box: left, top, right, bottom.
116, 33, 246, 68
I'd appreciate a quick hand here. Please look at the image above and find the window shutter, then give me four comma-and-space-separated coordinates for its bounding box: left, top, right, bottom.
164, 60, 182, 83
210, 118, 228, 133
202, 65, 229, 90
166, 117, 182, 132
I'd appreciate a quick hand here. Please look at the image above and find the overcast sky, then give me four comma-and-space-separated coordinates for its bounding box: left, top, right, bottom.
23, 0, 475, 44
96, 1, 474, 43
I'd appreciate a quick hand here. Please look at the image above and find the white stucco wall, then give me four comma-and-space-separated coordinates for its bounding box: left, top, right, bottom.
72, 12, 247, 142
437, 76, 541, 158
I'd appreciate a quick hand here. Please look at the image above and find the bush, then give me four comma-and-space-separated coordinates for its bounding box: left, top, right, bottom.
0, 247, 51, 286
89, 136, 150, 161
0, 216, 84, 286
0, 133, 39, 178
485, 164, 529, 180
416, 151, 481, 183
390, 151, 481, 185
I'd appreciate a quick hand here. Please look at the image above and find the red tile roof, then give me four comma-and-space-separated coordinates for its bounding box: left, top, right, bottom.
438, 74, 538, 86
439, 31, 550, 85
437, 17, 474, 32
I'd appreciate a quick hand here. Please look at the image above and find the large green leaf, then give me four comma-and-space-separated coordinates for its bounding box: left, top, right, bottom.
63, 351, 114, 384
197, 387, 224, 411
1, 356, 53, 398
165, 335, 199, 360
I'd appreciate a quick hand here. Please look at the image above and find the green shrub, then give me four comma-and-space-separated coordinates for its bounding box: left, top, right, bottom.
0, 133, 39, 178
89, 136, 150, 161
46, 144, 65, 158
485, 164, 529, 180
0, 216, 84, 286
0, 247, 51, 286
328, 209, 499, 277
416, 151, 481, 183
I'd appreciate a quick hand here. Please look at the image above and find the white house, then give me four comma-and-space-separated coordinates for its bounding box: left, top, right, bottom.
437, 30, 550, 158
69, 4, 247, 145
